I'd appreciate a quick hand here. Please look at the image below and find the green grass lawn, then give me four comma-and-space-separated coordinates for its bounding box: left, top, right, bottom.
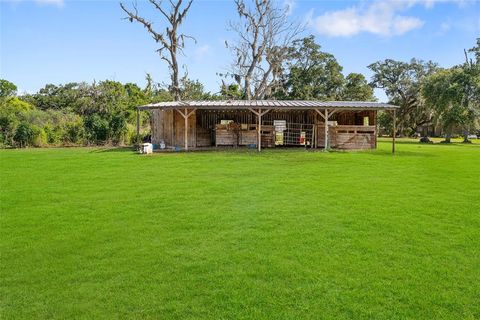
1, 141, 479, 319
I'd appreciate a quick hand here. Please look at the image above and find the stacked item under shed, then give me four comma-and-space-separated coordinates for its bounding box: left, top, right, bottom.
215, 122, 239, 146
239, 124, 257, 146
214, 122, 276, 148
260, 125, 275, 148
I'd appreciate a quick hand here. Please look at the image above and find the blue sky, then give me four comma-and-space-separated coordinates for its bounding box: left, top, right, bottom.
1, 0, 479, 101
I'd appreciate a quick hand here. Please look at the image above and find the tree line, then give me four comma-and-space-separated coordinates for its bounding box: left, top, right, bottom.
0, 39, 374, 148
1, 0, 478, 148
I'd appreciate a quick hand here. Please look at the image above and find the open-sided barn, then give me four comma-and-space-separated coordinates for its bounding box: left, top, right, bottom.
137, 100, 399, 152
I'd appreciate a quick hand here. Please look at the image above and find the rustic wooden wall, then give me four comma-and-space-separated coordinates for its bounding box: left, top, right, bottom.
151, 109, 196, 148
173, 111, 196, 148
331, 126, 376, 149
151, 109, 174, 146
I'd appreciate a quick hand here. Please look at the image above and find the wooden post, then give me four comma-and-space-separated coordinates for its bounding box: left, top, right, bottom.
312, 124, 316, 149
392, 109, 396, 154
248, 108, 270, 152
184, 108, 188, 151
324, 109, 329, 151
314, 109, 325, 150
375, 110, 378, 149
175, 108, 196, 151
258, 109, 262, 152
136, 108, 140, 144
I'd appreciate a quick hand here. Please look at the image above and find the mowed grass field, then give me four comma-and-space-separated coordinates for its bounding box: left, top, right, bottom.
1, 140, 479, 319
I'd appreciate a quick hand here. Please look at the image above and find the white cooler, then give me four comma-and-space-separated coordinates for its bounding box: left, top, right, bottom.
141, 143, 153, 154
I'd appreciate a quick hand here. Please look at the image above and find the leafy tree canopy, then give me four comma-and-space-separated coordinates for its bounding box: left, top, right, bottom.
0, 79, 18, 98
282, 36, 344, 100
369, 58, 438, 136
342, 73, 376, 101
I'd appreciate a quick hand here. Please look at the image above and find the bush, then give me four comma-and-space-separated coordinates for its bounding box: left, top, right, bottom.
32, 126, 47, 147
84, 114, 110, 144
14, 122, 35, 147
110, 112, 128, 145
64, 119, 85, 145
44, 124, 62, 145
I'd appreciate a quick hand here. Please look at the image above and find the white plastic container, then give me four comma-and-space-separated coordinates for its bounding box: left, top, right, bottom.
141, 143, 153, 154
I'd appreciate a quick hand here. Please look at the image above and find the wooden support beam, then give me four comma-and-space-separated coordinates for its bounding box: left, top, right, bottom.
175, 108, 196, 151
315, 108, 326, 120
329, 109, 339, 117
248, 108, 270, 117
248, 108, 270, 151
136, 108, 140, 145
184, 108, 188, 151
315, 108, 338, 119
324, 109, 329, 151
392, 109, 396, 154
258, 110, 262, 152
375, 110, 378, 149
313, 109, 338, 151
312, 122, 316, 149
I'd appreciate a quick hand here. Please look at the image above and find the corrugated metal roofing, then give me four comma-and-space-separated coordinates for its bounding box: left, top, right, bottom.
138, 100, 398, 110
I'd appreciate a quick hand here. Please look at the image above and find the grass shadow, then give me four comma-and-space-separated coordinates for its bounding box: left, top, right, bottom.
90, 147, 136, 153
366, 148, 437, 158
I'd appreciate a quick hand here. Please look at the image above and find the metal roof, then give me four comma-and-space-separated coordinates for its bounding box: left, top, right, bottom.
138, 100, 398, 111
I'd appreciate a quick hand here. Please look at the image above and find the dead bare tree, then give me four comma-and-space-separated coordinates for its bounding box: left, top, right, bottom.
225, 0, 302, 100
120, 0, 195, 101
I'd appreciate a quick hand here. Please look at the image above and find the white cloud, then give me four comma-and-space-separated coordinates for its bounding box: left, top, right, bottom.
311, 0, 468, 37
405, 0, 468, 9
314, 8, 361, 37
194, 44, 211, 60
35, 0, 64, 6
440, 21, 451, 32
391, 16, 424, 35
5, 0, 64, 7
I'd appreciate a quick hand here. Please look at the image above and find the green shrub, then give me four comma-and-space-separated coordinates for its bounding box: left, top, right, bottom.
14, 122, 34, 147
44, 124, 62, 145
32, 126, 47, 147
84, 114, 109, 144
110, 112, 128, 145
64, 119, 85, 145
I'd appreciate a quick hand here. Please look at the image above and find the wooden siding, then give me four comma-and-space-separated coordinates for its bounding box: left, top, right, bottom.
215, 129, 237, 146
239, 130, 257, 145
331, 125, 376, 149
196, 127, 212, 147
173, 111, 196, 148
151, 109, 196, 148
151, 109, 174, 146
316, 124, 376, 149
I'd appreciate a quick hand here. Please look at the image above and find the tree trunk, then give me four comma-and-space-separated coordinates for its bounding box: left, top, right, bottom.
171, 49, 181, 101
462, 130, 471, 143
444, 131, 452, 143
